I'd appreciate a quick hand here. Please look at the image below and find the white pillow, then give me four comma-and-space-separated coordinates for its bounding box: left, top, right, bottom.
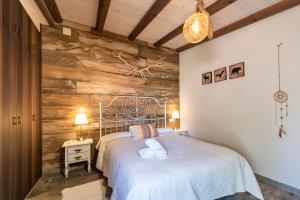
157, 128, 174, 136
96, 132, 131, 150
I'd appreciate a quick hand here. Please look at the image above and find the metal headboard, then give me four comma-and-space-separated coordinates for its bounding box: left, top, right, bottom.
99, 96, 167, 137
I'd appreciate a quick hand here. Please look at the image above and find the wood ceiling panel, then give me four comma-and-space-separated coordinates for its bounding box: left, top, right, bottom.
164, 34, 188, 49
56, 0, 99, 27
166, 0, 281, 49
55, 0, 287, 50
137, 0, 217, 43
211, 0, 281, 31
103, 0, 156, 36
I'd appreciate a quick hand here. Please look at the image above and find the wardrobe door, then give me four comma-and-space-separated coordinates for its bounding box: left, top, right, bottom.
0, 0, 4, 199
7, 0, 20, 199
31, 22, 42, 184
18, 7, 33, 198
0, 0, 11, 199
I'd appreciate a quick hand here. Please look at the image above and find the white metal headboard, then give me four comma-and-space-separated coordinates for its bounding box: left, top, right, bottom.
99, 96, 167, 137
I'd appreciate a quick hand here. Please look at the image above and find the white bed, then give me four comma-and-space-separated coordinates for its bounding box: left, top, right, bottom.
96, 96, 263, 200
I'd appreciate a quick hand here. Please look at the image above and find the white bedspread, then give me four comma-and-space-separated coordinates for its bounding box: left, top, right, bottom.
97, 135, 263, 200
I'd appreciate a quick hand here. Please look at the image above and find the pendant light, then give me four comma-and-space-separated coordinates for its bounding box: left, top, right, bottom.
183, 0, 213, 43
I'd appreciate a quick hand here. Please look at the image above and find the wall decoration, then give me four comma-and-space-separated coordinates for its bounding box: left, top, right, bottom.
202, 72, 212, 85
229, 62, 245, 79
274, 42, 288, 138
112, 52, 166, 80
214, 67, 227, 82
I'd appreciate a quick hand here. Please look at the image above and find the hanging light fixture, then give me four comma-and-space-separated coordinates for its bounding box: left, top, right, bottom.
183, 0, 213, 43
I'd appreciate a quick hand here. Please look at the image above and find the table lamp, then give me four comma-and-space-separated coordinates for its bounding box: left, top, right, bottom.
171, 111, 180, 130
75, 107, 88, 141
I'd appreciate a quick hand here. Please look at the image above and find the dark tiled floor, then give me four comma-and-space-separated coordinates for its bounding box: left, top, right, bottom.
26, 169, 300, 200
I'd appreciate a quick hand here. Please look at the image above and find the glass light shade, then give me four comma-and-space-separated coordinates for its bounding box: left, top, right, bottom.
75, 112, 88, 125
183, 12, 209, 43
171, 111, 180, 119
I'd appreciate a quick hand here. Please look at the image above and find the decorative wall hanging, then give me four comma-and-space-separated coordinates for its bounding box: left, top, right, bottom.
274, 42, 288, 138
202, 72, 212, 85
229, 62, 245, 79
214, 67, 227, 82
183, 0, 213, 44
112, 52, 166, 80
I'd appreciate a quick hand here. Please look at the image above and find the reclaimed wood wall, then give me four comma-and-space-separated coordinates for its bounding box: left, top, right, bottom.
42, 26, 179, 174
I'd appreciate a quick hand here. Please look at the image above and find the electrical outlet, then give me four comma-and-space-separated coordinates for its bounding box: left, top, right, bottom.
62, 27, 72, 36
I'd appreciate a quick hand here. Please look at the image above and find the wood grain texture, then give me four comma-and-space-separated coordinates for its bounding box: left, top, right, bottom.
177, 0, 300, 52
0, 0, 3, 197
0, 0, 42, 199
42, 25, 179, 174
96, 0, 111, 32
154, 0, 237, 47
128, 0, 172, 41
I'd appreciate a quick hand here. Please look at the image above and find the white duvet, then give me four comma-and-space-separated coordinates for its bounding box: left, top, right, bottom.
96, 134, 263, 200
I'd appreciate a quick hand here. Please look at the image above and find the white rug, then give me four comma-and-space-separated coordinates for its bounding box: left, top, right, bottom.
62, 180, 108, 200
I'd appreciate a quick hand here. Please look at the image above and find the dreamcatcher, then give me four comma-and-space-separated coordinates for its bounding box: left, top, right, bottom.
274, 42, 288, 138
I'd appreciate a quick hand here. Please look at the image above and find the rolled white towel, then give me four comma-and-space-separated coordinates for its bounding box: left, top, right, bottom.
138, 147, 155, 159
145, 138, 167, 160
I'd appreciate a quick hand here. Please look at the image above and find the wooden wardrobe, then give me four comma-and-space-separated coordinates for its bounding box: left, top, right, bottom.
0, 0, 42, 199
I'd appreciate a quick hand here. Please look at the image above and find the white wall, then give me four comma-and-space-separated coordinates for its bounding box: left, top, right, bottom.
180, 6, 300, 189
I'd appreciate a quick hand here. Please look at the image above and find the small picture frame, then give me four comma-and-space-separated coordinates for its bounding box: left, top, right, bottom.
229, 62, 245, 79
214, 67, 227, 82
202, 72, 212, 85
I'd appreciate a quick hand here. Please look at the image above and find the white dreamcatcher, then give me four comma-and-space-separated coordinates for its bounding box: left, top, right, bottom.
274, 42, 289, 138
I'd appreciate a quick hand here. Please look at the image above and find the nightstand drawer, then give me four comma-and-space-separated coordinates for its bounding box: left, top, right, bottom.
67, 145, 89, 155
67, 152, 89, 162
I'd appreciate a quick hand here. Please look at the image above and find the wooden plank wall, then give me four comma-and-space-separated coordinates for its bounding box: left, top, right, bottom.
41, 26, 179, 174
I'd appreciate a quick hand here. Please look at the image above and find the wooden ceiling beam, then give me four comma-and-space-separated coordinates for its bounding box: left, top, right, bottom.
43, 0, 63, 23
96, 0, 111, 32
154, 0, 237, 47
128, 0, 172, 41
34, 0, 55, 26
176, 0, 300, 52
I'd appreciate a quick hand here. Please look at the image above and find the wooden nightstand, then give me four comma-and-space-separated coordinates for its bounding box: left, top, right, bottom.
175, 129, 189, 136
62, 138, 93, 177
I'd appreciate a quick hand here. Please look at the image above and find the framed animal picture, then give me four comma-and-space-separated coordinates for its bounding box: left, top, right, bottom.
229, 62, 245, 79
214, 67, 227, 82
202, 72, 212, 85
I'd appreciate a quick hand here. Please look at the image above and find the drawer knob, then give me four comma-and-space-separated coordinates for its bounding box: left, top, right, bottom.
75, 156, 82, 160
74, 149, 82, 153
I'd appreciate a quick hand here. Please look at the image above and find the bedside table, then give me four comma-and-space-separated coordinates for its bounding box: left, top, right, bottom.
62, 138, 93, 177
175, 129, 189, 136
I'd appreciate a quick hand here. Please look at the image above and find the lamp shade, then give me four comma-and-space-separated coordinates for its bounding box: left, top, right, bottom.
75, 109, 88, 125
171, 111, 180, 119
183, 12, 209, 43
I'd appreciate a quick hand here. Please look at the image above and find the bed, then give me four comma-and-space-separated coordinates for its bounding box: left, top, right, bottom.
96, 96, 263, 200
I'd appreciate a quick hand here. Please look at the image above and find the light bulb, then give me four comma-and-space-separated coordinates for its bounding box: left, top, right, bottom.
192, 19, 200, 34
79, 107, 85, 112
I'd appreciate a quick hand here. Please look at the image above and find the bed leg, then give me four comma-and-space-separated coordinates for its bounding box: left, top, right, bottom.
105, 186, 112, 198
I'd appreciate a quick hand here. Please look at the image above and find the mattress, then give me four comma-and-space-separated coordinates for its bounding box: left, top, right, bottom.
97, 134, 263, 200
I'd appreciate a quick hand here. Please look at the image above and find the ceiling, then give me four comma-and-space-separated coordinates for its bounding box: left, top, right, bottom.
52, 0, 295, 51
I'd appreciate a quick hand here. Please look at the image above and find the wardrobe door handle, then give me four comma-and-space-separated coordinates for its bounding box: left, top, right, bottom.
17, 116, 22, 125
12, 116, 17, 125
